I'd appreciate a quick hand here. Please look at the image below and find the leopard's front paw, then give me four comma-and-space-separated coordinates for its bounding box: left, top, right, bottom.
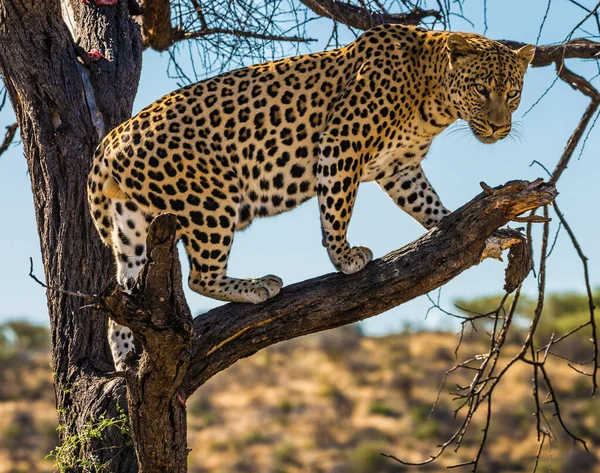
241, 275, 284, 304
334, 246, 373, 275
255, 274, 284, 299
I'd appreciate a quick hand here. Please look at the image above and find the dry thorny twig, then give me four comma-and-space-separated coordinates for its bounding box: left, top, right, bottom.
163, 1, 463, 82
0, 122, 17, 158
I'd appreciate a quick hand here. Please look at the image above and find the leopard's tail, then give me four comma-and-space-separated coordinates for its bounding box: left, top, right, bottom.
87, 143, 125, 248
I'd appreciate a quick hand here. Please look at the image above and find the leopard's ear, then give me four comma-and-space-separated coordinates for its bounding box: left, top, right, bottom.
446, 34, 478, 67
515, 44, 535, 65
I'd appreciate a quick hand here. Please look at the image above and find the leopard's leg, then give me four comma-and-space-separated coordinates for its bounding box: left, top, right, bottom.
110, 199, 152, 289
317, 134, 372, 275
108, 198, 153, 366
108, 320, 134, 368
377, 164, 451, 229
88, 157, 147, 367
183, 203, 282, 304
378, 164, 508, 259
315, 62, 382, 274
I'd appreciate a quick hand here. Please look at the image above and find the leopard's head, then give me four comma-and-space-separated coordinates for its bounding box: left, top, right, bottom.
444, 34, 535, 144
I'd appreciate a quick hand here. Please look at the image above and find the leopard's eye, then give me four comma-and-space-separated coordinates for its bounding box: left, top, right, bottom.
507, 89, 521, 99
474, 83, 489, 96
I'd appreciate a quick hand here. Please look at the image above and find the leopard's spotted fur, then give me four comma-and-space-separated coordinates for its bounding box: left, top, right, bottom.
87, 24, 534, 365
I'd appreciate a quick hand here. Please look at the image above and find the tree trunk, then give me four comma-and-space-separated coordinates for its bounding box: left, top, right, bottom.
0, 1, 142, 471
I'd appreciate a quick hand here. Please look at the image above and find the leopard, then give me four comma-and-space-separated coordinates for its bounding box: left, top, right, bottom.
87, 23, 535, 366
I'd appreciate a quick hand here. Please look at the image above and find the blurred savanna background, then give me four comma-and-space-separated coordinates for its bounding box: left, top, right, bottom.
1, 289, 598, 473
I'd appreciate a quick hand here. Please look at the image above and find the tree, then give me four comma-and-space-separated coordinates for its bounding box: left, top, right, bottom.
0, 1, 597, 472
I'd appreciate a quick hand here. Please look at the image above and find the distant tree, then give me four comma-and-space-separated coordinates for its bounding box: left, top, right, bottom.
458, 289, 599, 357
0, 321, 50, 352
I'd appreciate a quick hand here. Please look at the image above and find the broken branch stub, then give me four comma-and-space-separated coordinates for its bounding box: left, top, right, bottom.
104, 214, 194, 473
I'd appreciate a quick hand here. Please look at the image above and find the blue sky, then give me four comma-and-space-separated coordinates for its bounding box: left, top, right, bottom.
1, 1, 599, 334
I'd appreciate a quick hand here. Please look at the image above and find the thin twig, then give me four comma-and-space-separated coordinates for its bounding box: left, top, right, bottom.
173, 27, 316, 43
551, 202, 598, 393
550, 60, 600, 184
0, 123, 17, 158
28, 257, 105, 307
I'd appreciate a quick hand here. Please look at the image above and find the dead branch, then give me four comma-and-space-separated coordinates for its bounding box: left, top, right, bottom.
384, 205, 585, 469
501, 38, 600, 67
541, 53, 600, 394
551, 201, 599, 392
298, 0, 441, 29
172, 27, 315, 44
549, 60, 600, 184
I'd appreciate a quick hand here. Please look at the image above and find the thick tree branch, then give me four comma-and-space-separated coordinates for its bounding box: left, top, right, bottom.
140, 0, 173, 51
298, 0, 441, 29
500, 38, 600, 67
182, 179, 557, 396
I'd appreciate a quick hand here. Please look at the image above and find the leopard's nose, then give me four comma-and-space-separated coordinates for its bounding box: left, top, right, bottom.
489, 123, 502, 133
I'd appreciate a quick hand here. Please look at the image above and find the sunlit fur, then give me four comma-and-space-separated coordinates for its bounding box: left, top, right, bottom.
443, 34, 534, 144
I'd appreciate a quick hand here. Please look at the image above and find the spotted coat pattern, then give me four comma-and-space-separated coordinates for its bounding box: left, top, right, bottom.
87, 24, 534, 365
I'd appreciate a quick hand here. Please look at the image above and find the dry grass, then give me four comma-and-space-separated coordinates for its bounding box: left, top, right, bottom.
0, 327, 598, 473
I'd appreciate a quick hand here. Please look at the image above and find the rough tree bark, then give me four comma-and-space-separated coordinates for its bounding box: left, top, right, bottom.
0, 0, 141, 470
